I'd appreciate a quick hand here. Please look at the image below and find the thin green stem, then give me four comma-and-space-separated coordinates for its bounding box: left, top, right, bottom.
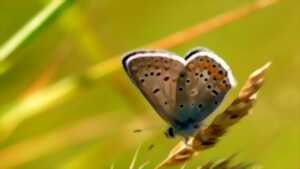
0, 0, 74, 62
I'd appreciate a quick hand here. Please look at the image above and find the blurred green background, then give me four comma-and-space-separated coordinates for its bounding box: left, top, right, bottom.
0, 0, 299, 168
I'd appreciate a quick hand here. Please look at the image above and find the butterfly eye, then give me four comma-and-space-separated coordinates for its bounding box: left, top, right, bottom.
165, 127, 175, 138
168, 127, 175, 138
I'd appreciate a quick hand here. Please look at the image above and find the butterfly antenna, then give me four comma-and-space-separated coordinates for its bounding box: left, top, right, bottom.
132, 124, 163, 134
133, 129, 143, 133
148, 144, 155, 151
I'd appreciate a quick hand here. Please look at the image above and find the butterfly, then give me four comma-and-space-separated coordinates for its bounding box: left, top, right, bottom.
122, 47, 236, 141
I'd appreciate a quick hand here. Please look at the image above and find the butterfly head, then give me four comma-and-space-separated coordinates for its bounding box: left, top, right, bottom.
165, 120, 201, 139
164, 127, 176, 138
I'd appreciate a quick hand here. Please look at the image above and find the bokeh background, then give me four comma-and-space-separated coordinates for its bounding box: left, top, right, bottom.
0, 0, 299, 168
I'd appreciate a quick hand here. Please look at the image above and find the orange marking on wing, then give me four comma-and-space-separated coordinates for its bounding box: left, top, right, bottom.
199, 62, 208, 69
187, 63, 194, 72
219, 83, 228, 91
213, 74, 223, 80
213, 69, 225, 80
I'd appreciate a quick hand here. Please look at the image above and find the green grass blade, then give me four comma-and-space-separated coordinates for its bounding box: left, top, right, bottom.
0, 0, 74, 63
129, 145, 141, 169
0, 76, 79, 138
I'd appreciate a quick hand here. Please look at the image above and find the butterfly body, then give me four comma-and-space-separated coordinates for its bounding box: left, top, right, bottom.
123, 48, 235, 139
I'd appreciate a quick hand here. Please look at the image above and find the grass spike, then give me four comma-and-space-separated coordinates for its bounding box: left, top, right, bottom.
129, 145, 141, 169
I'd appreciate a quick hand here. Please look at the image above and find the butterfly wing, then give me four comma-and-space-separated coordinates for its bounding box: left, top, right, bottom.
122, 50, 185, 125
174, 48, 236, 126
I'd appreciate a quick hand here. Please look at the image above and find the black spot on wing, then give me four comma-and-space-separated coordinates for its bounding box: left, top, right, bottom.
153, 88, 160, 94
198, 104, 203, 109
164, 76, 170, 81
212, 90, 219, 95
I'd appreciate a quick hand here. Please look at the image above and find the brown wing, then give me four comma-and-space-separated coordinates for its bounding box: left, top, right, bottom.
174, 48, 236, 123
123, 50, 185, 124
